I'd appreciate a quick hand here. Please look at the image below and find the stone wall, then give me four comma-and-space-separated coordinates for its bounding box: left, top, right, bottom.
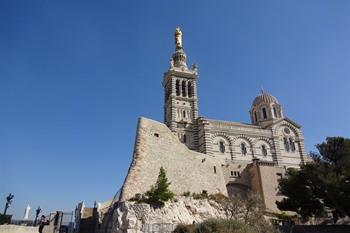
0, 225, 38, 233
119, 117, 228, 202
249, 162, 286, 213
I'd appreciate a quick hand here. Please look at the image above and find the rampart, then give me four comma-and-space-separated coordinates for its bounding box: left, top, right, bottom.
119, 117, 228, 201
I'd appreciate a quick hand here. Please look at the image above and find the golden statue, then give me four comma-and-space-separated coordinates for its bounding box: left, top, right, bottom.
174, 27, 182, 49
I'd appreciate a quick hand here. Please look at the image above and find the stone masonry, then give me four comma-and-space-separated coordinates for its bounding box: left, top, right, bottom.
120, 117, 228, 201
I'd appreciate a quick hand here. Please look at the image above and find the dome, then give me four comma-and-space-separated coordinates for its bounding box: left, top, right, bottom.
252, 91, 279, 107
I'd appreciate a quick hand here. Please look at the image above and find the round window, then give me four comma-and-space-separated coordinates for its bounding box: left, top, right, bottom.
284, 128, 290, 134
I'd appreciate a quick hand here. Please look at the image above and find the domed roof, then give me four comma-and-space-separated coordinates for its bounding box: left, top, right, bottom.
252, 91, 279, 107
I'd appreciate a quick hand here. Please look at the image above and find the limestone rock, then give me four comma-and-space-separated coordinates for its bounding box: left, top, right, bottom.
109, 196, 227, 233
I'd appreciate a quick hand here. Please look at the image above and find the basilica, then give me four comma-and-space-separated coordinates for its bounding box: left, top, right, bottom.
118, 27, 309, 214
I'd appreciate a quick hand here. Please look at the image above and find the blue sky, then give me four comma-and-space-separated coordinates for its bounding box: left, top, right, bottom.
1, 0, 349, 219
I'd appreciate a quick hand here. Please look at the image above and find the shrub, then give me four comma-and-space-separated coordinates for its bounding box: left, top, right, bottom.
174, 224, 195, 233
0, 214, 12, 225
174, 219, 265, 233
192, 190, 209, 200
182, 191, 191, 197
209, 193, 229, 203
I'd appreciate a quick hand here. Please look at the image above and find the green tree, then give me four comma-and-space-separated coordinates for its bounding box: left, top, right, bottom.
145, 166, 174, 206
277, 137, 350, 221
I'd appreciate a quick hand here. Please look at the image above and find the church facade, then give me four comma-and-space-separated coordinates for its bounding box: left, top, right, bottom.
119, 28, 309, 213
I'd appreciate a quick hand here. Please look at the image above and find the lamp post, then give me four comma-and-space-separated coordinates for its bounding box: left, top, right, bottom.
3, 193, 14, 215
34, 207, 41, 226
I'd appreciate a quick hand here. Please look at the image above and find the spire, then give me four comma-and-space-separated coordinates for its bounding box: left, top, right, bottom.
172, 27, 187, 68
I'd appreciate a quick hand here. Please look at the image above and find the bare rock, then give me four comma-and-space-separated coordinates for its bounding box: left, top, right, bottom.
109, 196, 227, 233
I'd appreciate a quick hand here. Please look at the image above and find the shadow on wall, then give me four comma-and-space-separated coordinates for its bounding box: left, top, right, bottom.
225, 165, 251, 199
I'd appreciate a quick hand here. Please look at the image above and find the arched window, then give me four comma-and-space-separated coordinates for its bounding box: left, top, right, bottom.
284, 137, 290, 152
240, 143, 247, 155
183, 134, 187, 143
261, 145, 267, 157
273, 107, 277, 118
219, 141, 225, 153
188, 82, 192, 98
183, 110, 186, 118
182, 81, 187, 97
176, 80, 180, 96
289, 138, 296, 152
254, 111, 258, 122
262, 108, 267, 119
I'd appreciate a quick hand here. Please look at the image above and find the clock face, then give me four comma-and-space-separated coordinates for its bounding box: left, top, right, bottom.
284, 128, 290, 134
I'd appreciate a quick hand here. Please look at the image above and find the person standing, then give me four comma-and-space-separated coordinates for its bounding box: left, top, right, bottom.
38, 215, 48, 233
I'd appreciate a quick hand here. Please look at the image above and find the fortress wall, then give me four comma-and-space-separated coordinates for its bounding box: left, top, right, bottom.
249, 163, 285, 213
222, 163, 251, 186
258, 165, 285, 212
119, 117, 228, 201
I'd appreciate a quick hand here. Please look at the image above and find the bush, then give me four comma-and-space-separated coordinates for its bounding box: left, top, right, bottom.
174, 219, 269, 233
209, 193, 229, 203
192, 190, 209, 200
182, 191, 191, 197
0, 214, 12, 225
194, 219, 249, 233
174, 224, 195, 233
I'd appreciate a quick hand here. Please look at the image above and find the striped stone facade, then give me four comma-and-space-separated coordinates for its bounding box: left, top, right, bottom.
162, 29, 308, 169
119, 28, 310, 213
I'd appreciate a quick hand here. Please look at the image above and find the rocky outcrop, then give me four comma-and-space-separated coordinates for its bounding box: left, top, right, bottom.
109, 196, 226, 233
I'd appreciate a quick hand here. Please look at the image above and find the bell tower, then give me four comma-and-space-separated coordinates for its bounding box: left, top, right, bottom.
162, 27, 199, 150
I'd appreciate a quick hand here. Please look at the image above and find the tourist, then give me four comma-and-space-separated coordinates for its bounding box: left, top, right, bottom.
38, 215, 48, 233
